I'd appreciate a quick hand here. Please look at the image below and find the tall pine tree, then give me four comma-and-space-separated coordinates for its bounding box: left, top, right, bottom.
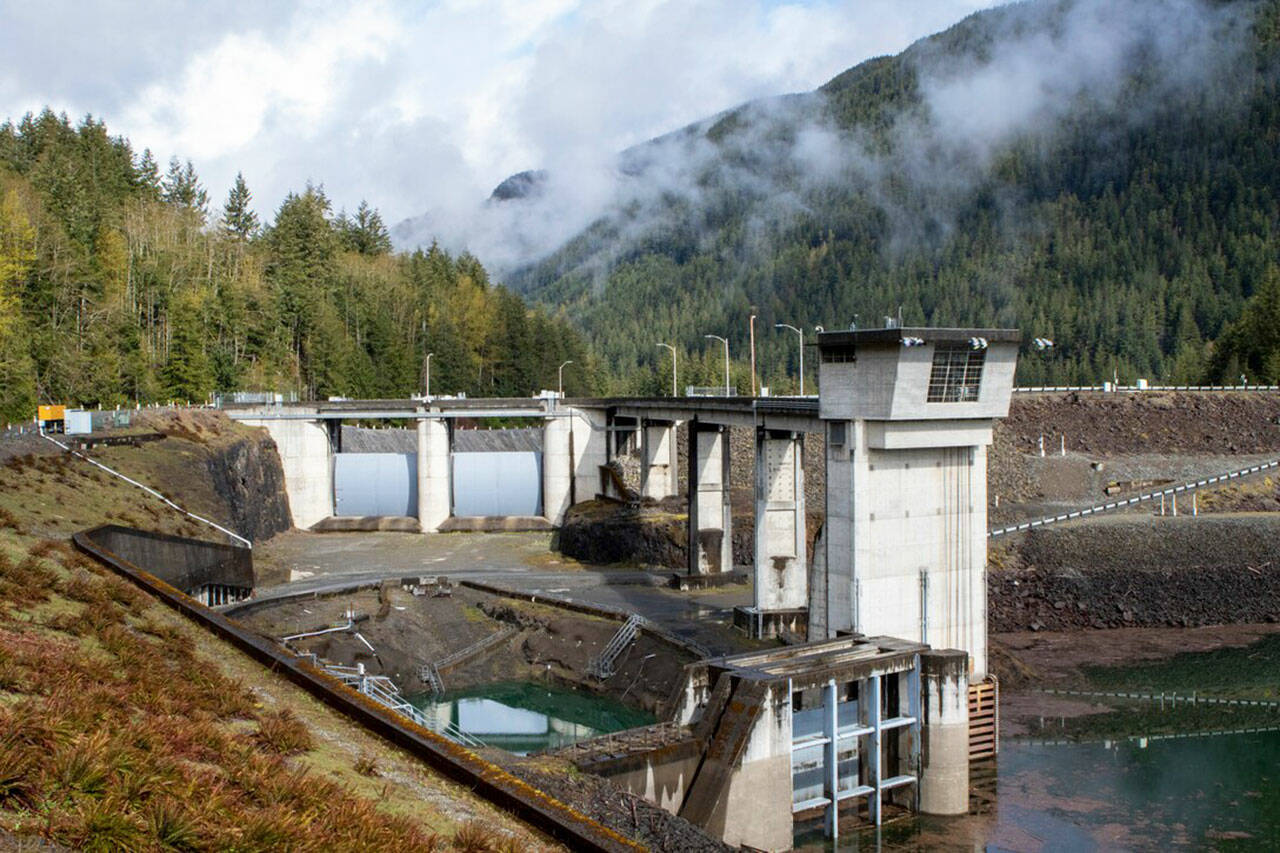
221, 172, 259, 239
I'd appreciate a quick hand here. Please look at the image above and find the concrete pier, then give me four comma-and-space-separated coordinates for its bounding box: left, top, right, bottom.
641, 420, 679, 500
687, 420, 732, 575
745, 428, 807, 635
238, 416, 332, 529
571, 407, 609, 506
416, 416, 451, 532
918, 649, 970, 815
543, 414, 573, 525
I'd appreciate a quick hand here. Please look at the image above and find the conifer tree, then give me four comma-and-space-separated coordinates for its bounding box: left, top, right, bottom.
136, 148, 162, 198
162, 293, 214, 401
221, 172, 259, 239
342, 200, 392, 255
161, 157, 208, 216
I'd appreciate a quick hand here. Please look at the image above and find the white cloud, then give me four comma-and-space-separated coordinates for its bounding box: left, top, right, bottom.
0, 0, 1000, 247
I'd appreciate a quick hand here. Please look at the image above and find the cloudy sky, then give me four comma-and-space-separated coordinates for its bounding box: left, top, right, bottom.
0, 0, 1000, 231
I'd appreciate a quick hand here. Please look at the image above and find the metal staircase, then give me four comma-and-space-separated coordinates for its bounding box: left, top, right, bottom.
418, 662, 445, 696
587, 613, 646, 680
323, 662, 484, 748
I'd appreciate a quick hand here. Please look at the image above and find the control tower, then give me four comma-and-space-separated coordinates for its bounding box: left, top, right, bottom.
809, 327, 1020, 677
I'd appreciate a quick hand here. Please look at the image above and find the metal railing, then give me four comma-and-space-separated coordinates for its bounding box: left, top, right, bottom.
1014, 384, 1279, 393
323, 662, 485, 749
989, 459, 1280, 537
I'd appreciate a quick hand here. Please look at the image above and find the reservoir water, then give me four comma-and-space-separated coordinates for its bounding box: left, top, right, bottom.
807, 636, 1280, 850
410, 680, 654, 754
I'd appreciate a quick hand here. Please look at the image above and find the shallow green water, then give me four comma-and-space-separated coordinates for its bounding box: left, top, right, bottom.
409, 680, 654, 754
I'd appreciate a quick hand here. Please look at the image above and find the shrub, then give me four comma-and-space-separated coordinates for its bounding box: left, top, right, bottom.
354, 754, 379, 777
452, 820, 504, 853
146, 798, 201, 851
253, 709, 314, 755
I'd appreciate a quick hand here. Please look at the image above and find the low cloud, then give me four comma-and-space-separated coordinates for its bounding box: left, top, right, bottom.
455, 0, 1255, 282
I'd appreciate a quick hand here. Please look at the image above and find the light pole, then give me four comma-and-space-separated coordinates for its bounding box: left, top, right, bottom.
656, 343, 677, 397
704, 334, 730, 396
422, 352, 434, 398
558, 359, 573, 397
776, 324, 804, 396
749, 313, 758, 397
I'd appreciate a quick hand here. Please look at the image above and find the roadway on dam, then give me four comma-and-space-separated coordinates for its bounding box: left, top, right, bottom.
240, 530, 756, 655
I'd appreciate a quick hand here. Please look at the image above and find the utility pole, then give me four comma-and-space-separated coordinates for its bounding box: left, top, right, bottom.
656, 343, 677, 396
704, 334, 730, 396
776, 324, 804, 396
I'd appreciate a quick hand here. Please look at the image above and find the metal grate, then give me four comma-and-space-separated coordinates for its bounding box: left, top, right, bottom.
927, 345, 985, 402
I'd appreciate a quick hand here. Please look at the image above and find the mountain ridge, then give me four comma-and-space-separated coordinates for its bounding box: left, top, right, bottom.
483, 0, 1280, 393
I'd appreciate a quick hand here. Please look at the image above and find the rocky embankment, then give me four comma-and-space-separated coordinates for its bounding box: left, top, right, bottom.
558, 498, 822, 569
989, 515, 1280, 631
139, 410, 292, 542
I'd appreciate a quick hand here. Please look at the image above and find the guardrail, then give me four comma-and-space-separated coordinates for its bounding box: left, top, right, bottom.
1036, 687, 1280, 709
1014, 384, 1279, 393
989, 459, 1280, 537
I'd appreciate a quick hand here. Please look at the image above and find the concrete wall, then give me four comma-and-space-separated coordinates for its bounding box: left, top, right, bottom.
818, 428, 989, 675
642, 421, 679, 500
81, 525, 253, 593
819, 340, 1017, 423
238, 417, 333, 529
604, 752, 702, 815
704, 683, 794, 852
570, 407, 609, 506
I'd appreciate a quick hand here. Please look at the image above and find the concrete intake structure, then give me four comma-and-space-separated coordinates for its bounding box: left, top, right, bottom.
588, 634, 968, 850
809, 327, 1019, 678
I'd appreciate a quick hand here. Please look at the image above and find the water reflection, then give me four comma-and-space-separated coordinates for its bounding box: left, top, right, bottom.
410, 680, 654, 755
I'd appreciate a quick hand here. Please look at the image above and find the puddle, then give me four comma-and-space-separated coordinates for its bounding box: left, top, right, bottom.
409, 681, 654, 754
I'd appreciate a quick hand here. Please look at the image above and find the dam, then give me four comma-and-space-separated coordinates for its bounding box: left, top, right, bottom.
214, 325, 1017, 848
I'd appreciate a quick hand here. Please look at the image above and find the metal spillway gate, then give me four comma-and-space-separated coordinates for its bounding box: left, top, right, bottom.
334, 453, 418, 517
452, 451, 543, 517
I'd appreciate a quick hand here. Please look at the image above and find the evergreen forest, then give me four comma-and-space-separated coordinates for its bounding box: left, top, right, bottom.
0, 112, 599, 423
507, 0, 1280, 394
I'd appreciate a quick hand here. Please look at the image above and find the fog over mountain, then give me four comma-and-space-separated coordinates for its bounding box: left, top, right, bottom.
394, 0, 1254, 279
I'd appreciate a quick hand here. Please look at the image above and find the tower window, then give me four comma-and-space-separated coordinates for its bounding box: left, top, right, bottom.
927, 344, 985, 402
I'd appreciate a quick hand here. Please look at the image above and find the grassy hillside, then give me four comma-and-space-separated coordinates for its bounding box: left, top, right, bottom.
0, 433, 556, 850
509, 0, 1280, 392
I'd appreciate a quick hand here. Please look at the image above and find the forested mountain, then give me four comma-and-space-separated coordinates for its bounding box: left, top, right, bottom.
0, 111, 599, 422
504, 0, 1280, 393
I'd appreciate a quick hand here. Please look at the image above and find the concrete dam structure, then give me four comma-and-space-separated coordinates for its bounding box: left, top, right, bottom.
225, 326, 1019, 847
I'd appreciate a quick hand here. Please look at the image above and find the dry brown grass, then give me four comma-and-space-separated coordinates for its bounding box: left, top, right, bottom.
254, 708, 315, 755
0, 539, 446, 851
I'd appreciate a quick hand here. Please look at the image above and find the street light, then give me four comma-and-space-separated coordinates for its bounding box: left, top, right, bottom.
775, 324, 804, 396
558, 360, 574, 397
656, 343, 677, 397
422, 352, 434, 398
748, 313, 758, 397
704, 334, 730, 396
